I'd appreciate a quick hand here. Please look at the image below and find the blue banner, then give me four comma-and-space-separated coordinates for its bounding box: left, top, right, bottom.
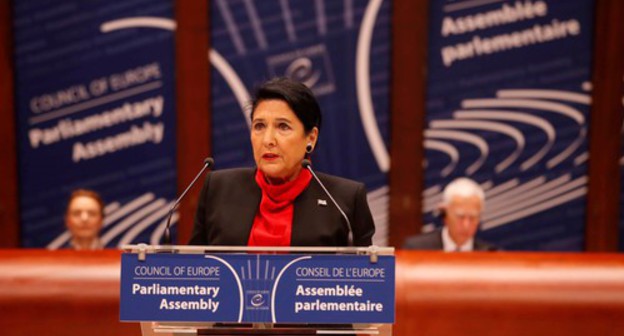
120, 253, 395, 323
209, 0, 391, 245
424, 0, 595, 250
12, 1, 178, 248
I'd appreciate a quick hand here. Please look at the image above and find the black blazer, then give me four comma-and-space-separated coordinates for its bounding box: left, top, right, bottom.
189, 168, 375, 247
403, 229, 497, 251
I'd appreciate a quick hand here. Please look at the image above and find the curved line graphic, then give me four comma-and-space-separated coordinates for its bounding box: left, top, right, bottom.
430, 120, 525, 173
454, 110, 555, 171
344, 0, 355, 28
424, 140, 459, 177
215, 0, 246, 54
484, 187, 587, 230
483, 178, 519, 199
117, 201, 174, 246
422, 223, 436, 233
209, 49, 252, 128
204, 255, 245, 322
101, 199, 167, 245
575, 152, 589, 166
462, 98, 585, 124
286, 58, 322, 88
481, 180, 494, 191
546, 127, 587, 169
482, 177, 587, 230
367, 186, 389, 245
423, 185, 441, 197
424, 194, 443, 213
150, 213, 178, 245
102, 193, 155, 228
104, 202, 121, 216
271, 256, 312, 322
496, 89, 591, 105
46, 232, 72, 250
356, 0, 389, 172
242, 0, 268, 49
100, 17, 176, 32
423, 185, 443, 213
368, 185, 389, 199
279, 0, 297, 42
486, 175, 568, 218
486, 176, 547, 211
425, 129, 489, 175
314, 0, 328, 35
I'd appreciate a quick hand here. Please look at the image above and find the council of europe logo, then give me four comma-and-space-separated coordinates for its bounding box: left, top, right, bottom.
245, 290, 270, 310
267, 44, 336, 97
251, 294, 264, 307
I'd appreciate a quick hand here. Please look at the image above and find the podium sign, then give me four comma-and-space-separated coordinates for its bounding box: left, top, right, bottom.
120, 250, 395, 324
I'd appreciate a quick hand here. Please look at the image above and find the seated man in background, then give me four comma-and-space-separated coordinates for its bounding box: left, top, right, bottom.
404, 177, 497, 252
65, 189, 105, 250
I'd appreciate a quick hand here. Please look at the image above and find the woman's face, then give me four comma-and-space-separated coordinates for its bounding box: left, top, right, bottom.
251, 99, 318, 183
65, 196, 103, 240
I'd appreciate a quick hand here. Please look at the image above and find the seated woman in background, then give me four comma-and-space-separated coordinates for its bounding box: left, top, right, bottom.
189, 77, 375, 247
65, 189, 105, 250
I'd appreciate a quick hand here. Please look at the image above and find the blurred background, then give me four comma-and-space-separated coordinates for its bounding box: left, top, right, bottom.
0, 0, 622, 252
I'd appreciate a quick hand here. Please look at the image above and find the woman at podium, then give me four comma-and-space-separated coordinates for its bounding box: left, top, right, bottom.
189, 77, 375, 247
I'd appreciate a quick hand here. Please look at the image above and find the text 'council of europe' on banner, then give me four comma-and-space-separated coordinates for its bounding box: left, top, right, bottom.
12, 0, 178, 248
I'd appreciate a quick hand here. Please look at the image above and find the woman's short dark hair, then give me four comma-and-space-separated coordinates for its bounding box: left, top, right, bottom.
250, 77, 322, 135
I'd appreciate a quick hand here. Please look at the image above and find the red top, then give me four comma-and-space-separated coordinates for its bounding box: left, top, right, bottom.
248, 168, 312, 246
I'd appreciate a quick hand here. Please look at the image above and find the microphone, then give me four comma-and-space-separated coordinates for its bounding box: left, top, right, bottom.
163, 157, 214, 245
301, 159, 353, 245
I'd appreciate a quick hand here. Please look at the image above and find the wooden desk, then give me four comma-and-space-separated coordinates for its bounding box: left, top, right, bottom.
395, 251, 624, 336
0, 249, 138, 336
1, 250, 624, 336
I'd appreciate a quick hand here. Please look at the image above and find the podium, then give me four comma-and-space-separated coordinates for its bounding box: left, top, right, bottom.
120, 244, 395, 336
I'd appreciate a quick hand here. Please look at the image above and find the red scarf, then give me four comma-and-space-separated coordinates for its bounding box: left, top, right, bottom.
248, 168, 312, 246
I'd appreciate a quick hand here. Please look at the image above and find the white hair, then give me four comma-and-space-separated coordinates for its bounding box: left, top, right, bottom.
442, 177, 485, 208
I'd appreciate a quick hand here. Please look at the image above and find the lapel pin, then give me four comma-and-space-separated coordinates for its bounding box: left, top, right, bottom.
317, 199, 327, 206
